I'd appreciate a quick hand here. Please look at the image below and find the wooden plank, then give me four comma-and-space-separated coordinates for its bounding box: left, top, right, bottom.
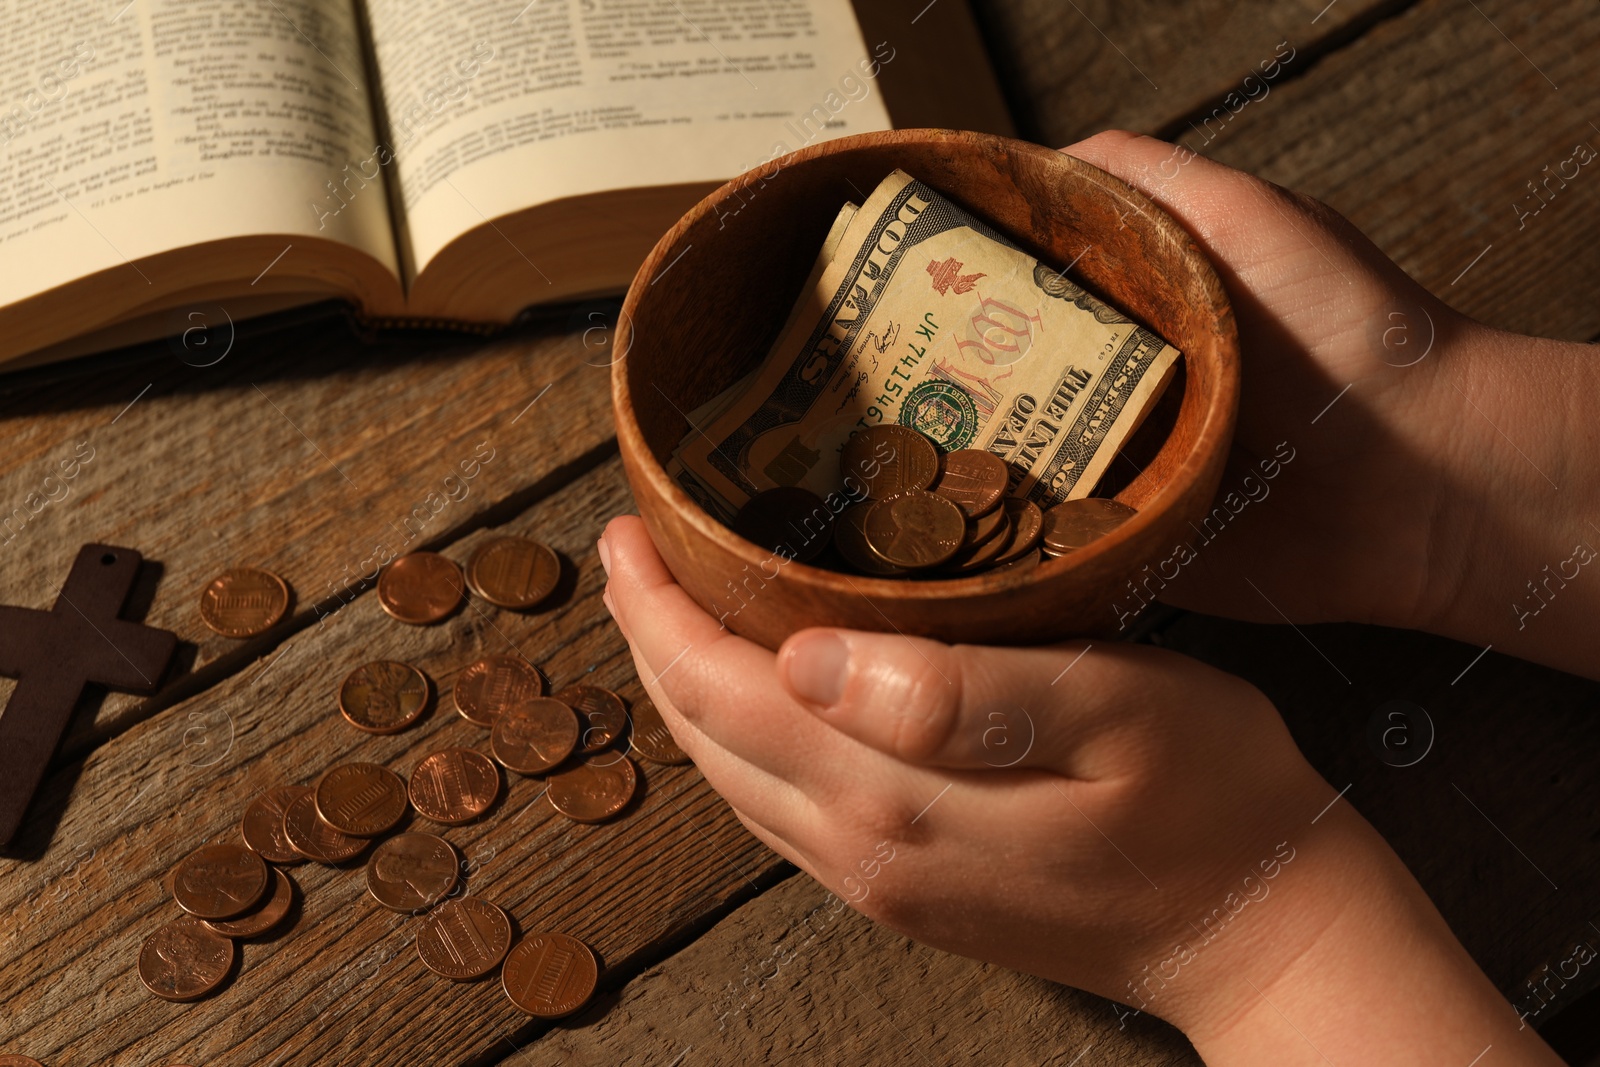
530, 872, 1202, 1066
973, 0, 1411, 147
1151, 615, 1600, 1025
0, 310, 617, 760
0, 454, 788, 1066
1168, 0, 1600, 339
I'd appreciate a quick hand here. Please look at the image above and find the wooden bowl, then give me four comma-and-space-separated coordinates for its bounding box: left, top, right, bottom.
612, 129, 1238, 649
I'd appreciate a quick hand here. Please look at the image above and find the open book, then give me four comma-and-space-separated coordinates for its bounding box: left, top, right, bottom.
0, 0, 1010, 370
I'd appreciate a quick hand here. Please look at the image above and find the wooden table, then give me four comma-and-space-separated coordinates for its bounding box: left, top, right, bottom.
3, 1, 1598, 1063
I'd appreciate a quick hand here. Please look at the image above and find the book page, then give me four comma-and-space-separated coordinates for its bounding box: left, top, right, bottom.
0, 0, 398, 307
362, 0, 893, 277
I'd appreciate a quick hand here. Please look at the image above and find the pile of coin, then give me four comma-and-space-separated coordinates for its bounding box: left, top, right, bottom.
730, 424, 1139, 578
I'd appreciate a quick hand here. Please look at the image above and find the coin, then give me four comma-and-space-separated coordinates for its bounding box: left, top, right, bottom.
547, 755, 638, 823
453, 655, 546, 727
490, 698, 580, 775
932, 450, 1008, 518
138, 915, 236, 1002
281, 788, 367, 863
840, 425, 939, 498
832, 501, 909, 577
862, 489, 965, 570
416, 895, 512, 980
944, 510, 1014, 573
314, 762, 409, 837
204, 868, 295, 939
1040, 498, 1138, 556
198, 566, 289, 638
366, 832, 459, 913
502, 932, 599, 1017
409, 747, 501, 824
240, 786, 308, 865
554, 685, 628, 755
465, 536, 561, 609
338, 660, 431, 734
993, 497, 1044, 565
627, 698, 691, 766
171, 843, 270, 920
965, 499, 1007, 546
730, 487, 833, 563
377, 552, 465, 624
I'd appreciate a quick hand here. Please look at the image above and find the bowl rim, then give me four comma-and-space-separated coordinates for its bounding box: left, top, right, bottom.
613, 127, 1239, 603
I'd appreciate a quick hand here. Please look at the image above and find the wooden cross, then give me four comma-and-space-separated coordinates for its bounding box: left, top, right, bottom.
0, 545, 177, 847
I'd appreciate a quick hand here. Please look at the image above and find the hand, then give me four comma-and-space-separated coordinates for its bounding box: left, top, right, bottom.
1064, 132, 1600, 677
598, 517, 1559, 1064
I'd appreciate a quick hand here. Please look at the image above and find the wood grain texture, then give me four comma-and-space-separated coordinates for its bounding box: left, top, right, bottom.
535, 872, 1202, 1066
0, 456, 786, 1066
0, 313, 615, 762
616, 129, 1238, 649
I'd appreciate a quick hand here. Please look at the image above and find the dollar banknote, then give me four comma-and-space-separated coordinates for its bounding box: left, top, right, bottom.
672, 169, 1179, 522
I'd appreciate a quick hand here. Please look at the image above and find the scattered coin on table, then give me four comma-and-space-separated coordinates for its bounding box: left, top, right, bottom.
138, 916, 236, 1002
408, 747, 500, 824
1040, 497, 1139, 556
281, 788, 367, 863
377, 551, 464, 624
465, 535, 562, 609
490, 698, 580, 776
863, 489, 966, 570
170, 843, 270, 920
730, 486, 833, 562
554, 684, 628, 755
338, 659, 431, 734
547, 754, 639, 823
626, 698, 691, 766
314, 762, 409, 837
197, 566, 289, 638
203, 868, 295, 939
240, 785, 310, 864
452, 654, 545, 727
416, 895, 513, 980
366, 832, 460, 913
501, 932, 599, 1017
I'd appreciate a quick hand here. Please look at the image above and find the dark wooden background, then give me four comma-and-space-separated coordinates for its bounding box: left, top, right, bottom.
1, 0, 1597, 1063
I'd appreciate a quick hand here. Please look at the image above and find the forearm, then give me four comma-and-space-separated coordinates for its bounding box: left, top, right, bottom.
1418, 327, 1600, 679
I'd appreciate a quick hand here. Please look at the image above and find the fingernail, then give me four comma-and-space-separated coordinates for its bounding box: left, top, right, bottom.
602, 586, 619, 620
783, 631, 849, 707
597, 536, 612, 576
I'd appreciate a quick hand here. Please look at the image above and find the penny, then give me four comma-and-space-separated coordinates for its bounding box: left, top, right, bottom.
338, 660, 431, 734
365, 832, 459, 913
314, 762, 409, 837
990, 547, 1043, 576
730, 487, 833, 563
1040, 498, 1138, 556
171, 843, 270, 920
416, 895, 513, 980
944, 511, 1014, 573
993, 497, 1044, 565
627, 697, 691, 766
139, 915, 236, 1002
547, 755, 638, 823
862, 489, 965, 570
840, 425, 939, 499
204, 868, 295, 939
964, 499, 1007, 546
409, 747, 501, 824
554, 685, 628, 755
452, 654, 545, 727
377, 551, 464, 624
281, 788, 367, 863
240, 786, 309, 865
197, 566, 289, 638
932, 449, 1008, 518
501, 932, 599, 1017
490, 698, 580, 775
832, 501, 909, 577
465, 536, 561, 610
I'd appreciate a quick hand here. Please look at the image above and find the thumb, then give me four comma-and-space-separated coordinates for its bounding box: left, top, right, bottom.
774, 628, 1099, 772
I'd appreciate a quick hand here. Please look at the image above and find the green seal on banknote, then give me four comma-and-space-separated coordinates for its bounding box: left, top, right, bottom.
899, 380, 978, 450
